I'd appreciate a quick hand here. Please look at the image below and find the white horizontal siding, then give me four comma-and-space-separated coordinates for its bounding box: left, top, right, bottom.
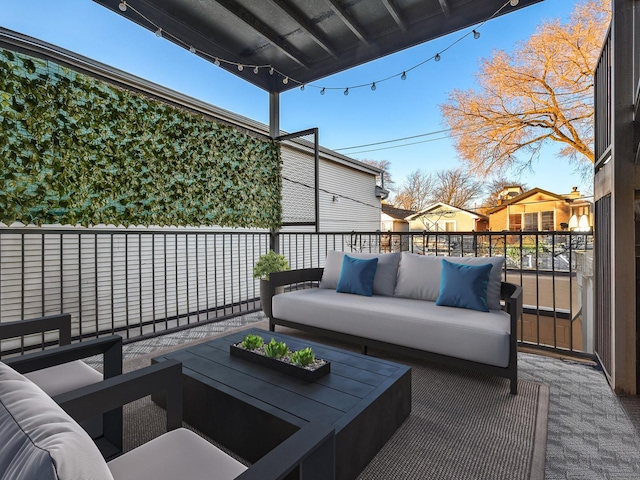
281, 144, 381, 232
0, 227, 270, 346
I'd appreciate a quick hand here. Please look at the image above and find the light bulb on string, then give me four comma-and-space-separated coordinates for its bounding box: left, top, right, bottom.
473, 30, 480, 39
371, 82, 376, 91
214, 58, 220, 66
269, 67, 274, 75
344, 88, 349, 96
510, 0, 519, 5
434, 53, 441, 62
118, 1, 127, 12
320, 88, 325, 95
283, 76, 289, 84
253, 66, 259, 74
300, 84, 305, 91
237, 64, 244, 71
189, 46, 196, 53
401, 71, 406, 80
155, 28, 162, 37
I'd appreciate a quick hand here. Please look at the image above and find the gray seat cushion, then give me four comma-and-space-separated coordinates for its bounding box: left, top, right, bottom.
25, 359, 103, 397
0, 361, 114, 480
108, 428, 247, 480
394, 253, 506, 310
273, 288, 511, 368
319, 251, 401, 296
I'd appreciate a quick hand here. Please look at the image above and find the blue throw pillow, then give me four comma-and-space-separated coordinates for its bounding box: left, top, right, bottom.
435, 259, 493, 312
336, 255, 379, 296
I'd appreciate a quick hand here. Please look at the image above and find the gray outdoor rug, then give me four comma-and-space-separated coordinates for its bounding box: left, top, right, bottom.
120, 322, 549, 480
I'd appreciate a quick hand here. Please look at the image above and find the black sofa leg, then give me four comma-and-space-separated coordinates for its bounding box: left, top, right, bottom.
269, 321, 275, 332
510, 377, 518, 395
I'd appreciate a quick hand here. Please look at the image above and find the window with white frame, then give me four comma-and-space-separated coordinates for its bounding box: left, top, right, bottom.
541, 211, 554, 230
524, 212, 538, 231
509, 214, 522, 231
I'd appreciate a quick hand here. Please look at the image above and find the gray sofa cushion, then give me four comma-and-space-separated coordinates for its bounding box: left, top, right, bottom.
319, 250, 401, 296
0, 362, 114, 480
273, 288, 511, 368
108, 428, 247, 480
394, 253, 506, 310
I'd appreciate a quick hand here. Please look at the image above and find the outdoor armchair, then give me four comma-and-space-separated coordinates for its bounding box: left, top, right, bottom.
0, 313, 124, 454
0, 357, 336, 480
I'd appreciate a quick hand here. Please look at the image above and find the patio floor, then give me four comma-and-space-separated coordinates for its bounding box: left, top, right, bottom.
108, 312, 640, 479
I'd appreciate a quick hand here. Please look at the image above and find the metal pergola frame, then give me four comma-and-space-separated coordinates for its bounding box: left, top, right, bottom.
92, 0, 543, 136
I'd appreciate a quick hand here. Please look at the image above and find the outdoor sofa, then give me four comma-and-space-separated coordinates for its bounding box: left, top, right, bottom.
269, 251, 523, 394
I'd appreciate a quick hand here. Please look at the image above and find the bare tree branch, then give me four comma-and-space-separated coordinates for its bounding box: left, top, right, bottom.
440, 0, 610, 177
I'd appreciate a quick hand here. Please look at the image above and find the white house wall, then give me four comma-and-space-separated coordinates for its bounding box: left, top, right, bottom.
280, 144, 381, 232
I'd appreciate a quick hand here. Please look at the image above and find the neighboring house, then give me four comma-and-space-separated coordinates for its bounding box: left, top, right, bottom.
486, 187, 593, 232
381, 204, 416, 232
406, 203, 488, 232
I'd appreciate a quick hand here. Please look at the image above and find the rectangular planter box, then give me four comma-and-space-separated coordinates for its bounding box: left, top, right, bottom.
230, 343, 330, 382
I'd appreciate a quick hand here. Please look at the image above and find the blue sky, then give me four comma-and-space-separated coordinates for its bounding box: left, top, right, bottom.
2, 0, 587, 201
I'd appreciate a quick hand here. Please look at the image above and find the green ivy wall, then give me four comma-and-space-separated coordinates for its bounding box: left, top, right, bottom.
0, 49, 282, 228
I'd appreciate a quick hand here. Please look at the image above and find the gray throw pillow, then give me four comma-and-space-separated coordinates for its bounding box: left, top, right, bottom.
320, 250, 401, 296
0, 362, 114, 480
394, 252, 505, 310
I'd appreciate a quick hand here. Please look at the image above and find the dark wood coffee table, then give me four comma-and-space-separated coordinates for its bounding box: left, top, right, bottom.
152, 328, 411, 480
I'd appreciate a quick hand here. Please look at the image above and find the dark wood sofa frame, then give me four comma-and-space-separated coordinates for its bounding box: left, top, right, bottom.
268, 268, 523, 395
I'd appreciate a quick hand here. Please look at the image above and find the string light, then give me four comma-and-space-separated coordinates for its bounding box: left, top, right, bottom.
121, 0, 516, 95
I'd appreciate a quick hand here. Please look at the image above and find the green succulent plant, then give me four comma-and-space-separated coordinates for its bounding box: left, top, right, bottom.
263, 338, 289, 359
253, 250, 290, 280
241, 333, 264, 350
290, 347, 315, 367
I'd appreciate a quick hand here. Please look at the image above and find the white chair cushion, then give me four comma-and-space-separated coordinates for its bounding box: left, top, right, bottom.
108, 428, 248, 480
25, 359, 103, 397
0, 361, 114, 480
319, 250, 401, 296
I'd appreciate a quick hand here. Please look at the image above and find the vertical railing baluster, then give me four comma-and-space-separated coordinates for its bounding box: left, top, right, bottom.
78, 233, 82, 340
152, 234, 156, 333
185, 233, 190, 325
125, 233, 129, 340
94, 234, 99, 339
139, 233, 143, 336
213, 234, 219, 319
164, 233, 168, 331
205, 234, 210, 318
110, 234, 115, 334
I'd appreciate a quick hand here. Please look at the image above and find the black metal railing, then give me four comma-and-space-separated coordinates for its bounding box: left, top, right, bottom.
0, 228, 594, 356
594, 25, 611, 170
